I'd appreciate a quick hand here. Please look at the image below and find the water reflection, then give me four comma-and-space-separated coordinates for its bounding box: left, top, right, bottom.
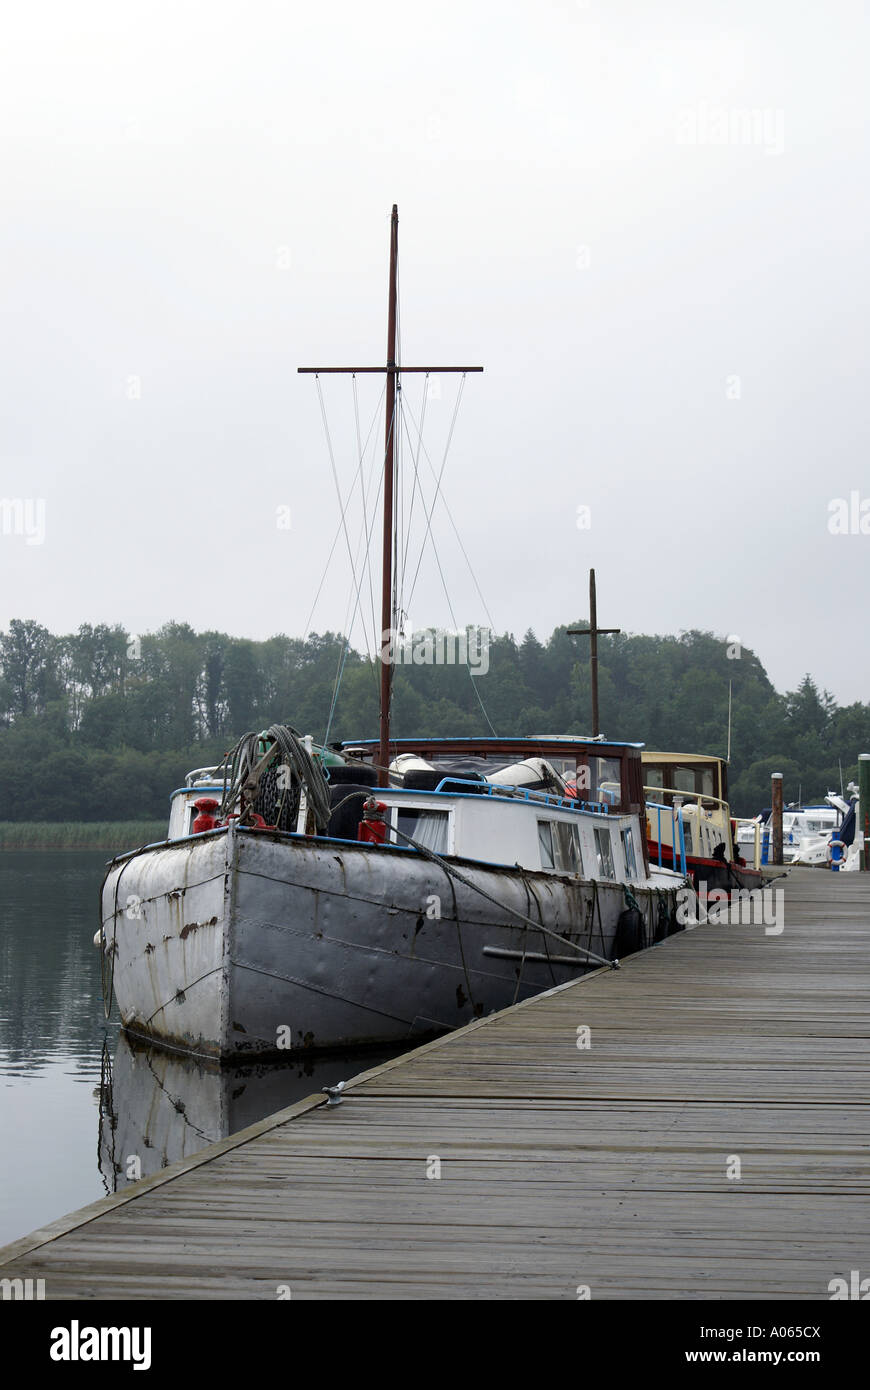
0, 850, 112, 1069
0, 850, 413, 1243
97, 1031, 409, 1194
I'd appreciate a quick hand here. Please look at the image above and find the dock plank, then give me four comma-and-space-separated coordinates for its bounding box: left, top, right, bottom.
1, 866, 868, 1299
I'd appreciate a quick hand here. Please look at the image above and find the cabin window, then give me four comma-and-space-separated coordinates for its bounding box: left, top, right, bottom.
594, 828, 616, 879
681, 822, 694, 854
645, 767, 664, 791
538, 821, 555, 869
591, 757, 621, 806
395, 808, 450, 854
538, 820, 583, 872
701, 769, 714, 797
621, 827, 637, 878
673, 767, 696, 794
554, 821, 582, 872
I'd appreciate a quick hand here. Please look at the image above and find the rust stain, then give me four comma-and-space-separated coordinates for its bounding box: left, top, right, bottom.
180, 916, 218, 940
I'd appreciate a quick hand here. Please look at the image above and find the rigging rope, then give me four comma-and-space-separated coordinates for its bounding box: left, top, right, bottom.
303, 376, 385, 653
401, 373, 466, 618
399, 386, 497, 631
398, 373, 428, 610
323, 393, 399, 743
397, 393, 498, 737
316, 376, 378, 669
352, 373, 380, 645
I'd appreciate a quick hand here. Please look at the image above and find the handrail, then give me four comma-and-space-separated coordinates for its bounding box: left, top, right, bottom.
646, 798, 687, 876
642, 783, 731, 815
432, 776, 611, 815
184, 766, 222, 787
641, 782, 736, 862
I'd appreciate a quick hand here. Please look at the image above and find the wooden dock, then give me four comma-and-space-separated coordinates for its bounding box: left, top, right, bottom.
2, 867, 868, 1299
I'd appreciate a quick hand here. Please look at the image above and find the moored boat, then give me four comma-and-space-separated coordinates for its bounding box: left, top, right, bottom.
98, 733, 686, 1059
96, 207, 689, 1062
640, 750, 763, 893
736, 798, 843, 866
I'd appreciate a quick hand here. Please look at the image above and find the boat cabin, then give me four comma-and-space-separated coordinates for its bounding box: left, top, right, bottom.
641, 750, 734, 864
166, 735, 655, 885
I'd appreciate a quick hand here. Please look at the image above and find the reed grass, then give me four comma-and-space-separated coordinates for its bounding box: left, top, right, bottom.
0, 822, 167, 850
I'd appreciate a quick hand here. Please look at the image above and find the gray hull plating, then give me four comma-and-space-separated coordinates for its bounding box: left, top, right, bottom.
100, 825, 672, 1059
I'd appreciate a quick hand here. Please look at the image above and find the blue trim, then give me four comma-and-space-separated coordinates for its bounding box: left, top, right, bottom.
170, 778, 617, 821
373, 782, 616, 819
339, 737, 644, 751
170, 784, 224, 802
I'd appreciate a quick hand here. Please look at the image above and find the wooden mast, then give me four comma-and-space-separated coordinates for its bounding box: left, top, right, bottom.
378, 206, 399, 786
298, 208, 481, 781
567, 569, 621, 738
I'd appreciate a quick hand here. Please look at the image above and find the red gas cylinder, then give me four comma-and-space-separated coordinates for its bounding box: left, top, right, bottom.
358, 798, 388, 845
192, 797, 220, 833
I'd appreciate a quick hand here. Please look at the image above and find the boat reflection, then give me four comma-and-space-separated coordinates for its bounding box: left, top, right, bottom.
97, 1031, 410, 1194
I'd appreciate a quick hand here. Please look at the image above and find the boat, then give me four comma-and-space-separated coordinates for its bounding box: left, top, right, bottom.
737, 796, 844, 867
97, 208, 688, 1061
639, 751, 763, 892
98, 733, 686, 1059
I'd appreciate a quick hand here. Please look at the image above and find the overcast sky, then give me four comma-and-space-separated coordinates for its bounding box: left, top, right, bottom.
2, 1, 868, 707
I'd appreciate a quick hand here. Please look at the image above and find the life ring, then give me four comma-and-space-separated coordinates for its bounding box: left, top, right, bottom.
827, 839, 847, 864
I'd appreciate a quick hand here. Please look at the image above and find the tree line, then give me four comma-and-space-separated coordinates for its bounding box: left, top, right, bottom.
1, 617, 867, 821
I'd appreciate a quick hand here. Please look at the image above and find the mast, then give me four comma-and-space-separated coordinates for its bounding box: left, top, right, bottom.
567, 569, 620, 738
378, 205, 399, 786
298, 208, 481, 779
588, 570, 600, 739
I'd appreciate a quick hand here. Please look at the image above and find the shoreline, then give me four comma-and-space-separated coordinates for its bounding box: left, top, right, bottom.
0, 823, 166, 852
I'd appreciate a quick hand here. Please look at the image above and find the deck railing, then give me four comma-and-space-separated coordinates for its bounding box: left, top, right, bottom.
646, 799, 688, 876
431, 776, 611, 816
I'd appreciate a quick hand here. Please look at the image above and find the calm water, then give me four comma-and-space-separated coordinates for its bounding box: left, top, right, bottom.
0, 851, 406, 1247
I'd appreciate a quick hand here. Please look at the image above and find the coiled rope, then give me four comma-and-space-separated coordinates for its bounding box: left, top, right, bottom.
219, 724, 331, 832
